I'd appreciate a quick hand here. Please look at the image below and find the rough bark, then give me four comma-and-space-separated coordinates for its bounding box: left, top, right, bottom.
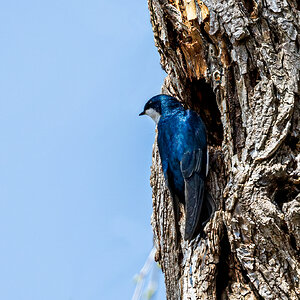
148, 0, 300, 299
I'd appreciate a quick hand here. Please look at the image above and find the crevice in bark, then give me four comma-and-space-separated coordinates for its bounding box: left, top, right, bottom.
215, 227, 230, 299
273, 179, 299, 210
239, 266, 264, 300
241, 0, 256, 16
295, 38, 299, 54
280, 221, 300, 255
227, 66, 245, 155
198, 22, 214, 46
270, 27, 280, 47
165, 17, 179, 50
286, 132, 298, 151
290, 234, 299, 253
247, 66, 261, 89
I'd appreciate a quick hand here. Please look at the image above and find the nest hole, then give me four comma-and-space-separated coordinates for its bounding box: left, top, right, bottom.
188, 79, 223, 146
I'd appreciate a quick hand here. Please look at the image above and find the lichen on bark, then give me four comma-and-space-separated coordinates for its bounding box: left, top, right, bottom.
148, 0, 300, 299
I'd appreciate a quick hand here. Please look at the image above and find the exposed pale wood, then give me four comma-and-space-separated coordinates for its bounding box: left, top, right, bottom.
148, 0, 300, 298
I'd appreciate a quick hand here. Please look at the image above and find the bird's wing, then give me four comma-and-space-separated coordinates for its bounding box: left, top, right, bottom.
180, 148, 205, 240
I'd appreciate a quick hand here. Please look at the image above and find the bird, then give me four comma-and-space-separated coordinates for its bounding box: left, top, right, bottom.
139, 94, 215, 241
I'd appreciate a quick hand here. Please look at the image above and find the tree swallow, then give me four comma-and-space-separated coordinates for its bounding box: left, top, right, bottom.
140, 94, 215, 241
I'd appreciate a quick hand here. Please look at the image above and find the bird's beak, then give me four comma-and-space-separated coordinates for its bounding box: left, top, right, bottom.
139, 111, 145, 116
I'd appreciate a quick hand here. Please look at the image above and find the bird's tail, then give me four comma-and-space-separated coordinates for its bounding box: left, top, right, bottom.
201, 191, 216, 227
192, 191, 216, 239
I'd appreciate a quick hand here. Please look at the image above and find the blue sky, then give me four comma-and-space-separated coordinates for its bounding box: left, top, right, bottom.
0, 1, 166, 299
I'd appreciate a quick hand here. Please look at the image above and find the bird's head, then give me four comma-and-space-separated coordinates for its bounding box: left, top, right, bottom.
139, 94, 182, 124
139, 95, 162, 124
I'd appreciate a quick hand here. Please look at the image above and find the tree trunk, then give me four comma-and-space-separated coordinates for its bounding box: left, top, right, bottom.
148, 0, 300, 299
